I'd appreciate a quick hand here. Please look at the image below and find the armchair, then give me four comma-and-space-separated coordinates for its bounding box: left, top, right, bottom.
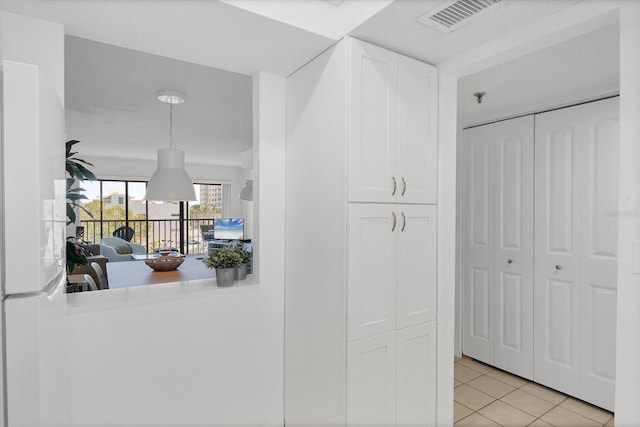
99, 237, 146, 262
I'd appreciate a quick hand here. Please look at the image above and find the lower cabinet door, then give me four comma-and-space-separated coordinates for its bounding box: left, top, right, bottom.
397, 322, 437, 427
347, 332, 397, 426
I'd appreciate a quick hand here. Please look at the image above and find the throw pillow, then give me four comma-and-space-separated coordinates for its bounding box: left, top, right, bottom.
114, 244, 133, 255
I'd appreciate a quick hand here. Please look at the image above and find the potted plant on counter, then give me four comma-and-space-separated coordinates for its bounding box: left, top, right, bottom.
205, 245, 242, 287
233, 243, 252, 280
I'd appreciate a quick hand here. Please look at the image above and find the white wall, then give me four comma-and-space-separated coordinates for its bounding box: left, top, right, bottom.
436, 74, 457, 426
615, 2, 640, 423
64, 73, 286, 427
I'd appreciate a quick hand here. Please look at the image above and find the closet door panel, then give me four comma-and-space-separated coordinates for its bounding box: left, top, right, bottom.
348, 204, 397, 341
397, 55, 438, 204
348, 39, 398, 203
579, 98, 618, 411
534, 107, 582, 396
462, 125, 495, 364
397, 205, 437, 329
493, 116, 534, 379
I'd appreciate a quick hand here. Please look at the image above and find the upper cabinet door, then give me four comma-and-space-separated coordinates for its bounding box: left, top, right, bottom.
348, 39, 398, 203
397, 56, 438, 204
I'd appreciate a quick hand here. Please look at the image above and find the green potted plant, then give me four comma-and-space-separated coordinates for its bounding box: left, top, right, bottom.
205, 245, 242, 287
66, 139, 96, 225
233, 243, 252, 280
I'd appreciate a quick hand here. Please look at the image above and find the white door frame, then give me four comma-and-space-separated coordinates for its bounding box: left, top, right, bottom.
436, 1, 638, 424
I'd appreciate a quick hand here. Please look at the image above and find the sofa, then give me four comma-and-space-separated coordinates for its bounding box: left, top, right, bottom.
99, 237, 146, 262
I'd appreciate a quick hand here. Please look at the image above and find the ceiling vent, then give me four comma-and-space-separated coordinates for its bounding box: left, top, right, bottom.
417, 0, 505, 33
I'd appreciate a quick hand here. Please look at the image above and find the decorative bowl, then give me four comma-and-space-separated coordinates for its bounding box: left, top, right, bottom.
145, 255, 185, 271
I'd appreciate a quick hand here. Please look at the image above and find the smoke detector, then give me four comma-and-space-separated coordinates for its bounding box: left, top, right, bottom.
417, 0, 505, 33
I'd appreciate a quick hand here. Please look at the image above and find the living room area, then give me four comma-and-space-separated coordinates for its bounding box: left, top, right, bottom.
61, 33, 256, 291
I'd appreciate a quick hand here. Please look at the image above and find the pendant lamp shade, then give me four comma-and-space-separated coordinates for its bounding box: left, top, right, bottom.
145, 149, 196, 201
238, 179, 253, 201
145, 90, 196, 201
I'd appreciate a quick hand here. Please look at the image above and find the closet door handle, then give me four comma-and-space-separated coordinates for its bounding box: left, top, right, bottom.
555, 264, 562, 271
401, 177, 407, 196
391, 176, 397, 196
391, 212, 397, 232
507, 259, 513, 264
401, 212, 406, 232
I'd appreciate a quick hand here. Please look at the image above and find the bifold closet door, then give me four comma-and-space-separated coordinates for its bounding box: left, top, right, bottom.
578, 98, 618, 410
534, 106, 582, 396
461, 115, 534, 379
492, 117, 534, 379
462, 124, 495, 364
534, 98, 618, 410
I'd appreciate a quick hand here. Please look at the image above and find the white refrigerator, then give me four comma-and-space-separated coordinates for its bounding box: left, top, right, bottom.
1, 58, 69, 426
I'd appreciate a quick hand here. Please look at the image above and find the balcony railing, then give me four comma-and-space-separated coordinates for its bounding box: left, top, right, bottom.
79, 218, 216, 255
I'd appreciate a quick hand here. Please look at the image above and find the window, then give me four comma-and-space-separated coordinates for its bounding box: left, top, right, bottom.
79, 180, 223, 254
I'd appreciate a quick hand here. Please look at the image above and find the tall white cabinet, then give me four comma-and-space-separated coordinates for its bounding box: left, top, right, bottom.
461, 97, 619, 411
285, 37, 438, 426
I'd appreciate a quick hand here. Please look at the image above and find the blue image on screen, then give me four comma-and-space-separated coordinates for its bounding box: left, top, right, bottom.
214, 218, 244, 240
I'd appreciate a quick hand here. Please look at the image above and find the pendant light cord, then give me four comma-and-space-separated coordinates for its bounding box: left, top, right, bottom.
169, 102, 175, 149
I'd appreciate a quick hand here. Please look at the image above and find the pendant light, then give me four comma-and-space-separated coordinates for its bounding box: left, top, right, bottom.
238, 179, 253, 201
145, 90, 197, 201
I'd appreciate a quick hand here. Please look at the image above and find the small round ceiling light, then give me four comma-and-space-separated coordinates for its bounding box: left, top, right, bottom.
157, 89, 185, 104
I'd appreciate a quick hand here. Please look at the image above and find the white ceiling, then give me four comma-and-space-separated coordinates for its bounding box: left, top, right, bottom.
458, 23, 620, 127
0, 0, 621, 165
65, 36, 253, 166
349, 0, 582, 65
0, 0, 335, 76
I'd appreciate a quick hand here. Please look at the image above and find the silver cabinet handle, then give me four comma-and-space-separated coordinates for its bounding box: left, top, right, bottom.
401, 212, 406, 232
401, 177, 407, 196
555, 265, 562, 270
391, 176, 397, 196
391, 212, 397, 232
507, 259, 513, 264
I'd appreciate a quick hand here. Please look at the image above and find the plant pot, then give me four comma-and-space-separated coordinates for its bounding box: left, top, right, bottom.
215, 267, 236, 287
235, 263, 247, 280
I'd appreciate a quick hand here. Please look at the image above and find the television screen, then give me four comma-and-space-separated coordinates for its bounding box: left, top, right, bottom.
214, 218, 244, 240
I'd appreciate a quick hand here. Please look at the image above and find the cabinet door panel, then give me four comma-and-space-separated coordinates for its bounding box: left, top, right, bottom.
579, 98, 618, 411
348, 39, 398, 203
493, 116, 534, 379
461, 124, 495, 364
534, 106, 582, 397
397, 322, 436, 427
348, 204, 397, 340
397, 205, 437, 329
397, 55, 437, 204
347, 332, 396, 427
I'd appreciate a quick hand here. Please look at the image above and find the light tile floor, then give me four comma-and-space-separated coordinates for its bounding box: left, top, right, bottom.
454, 356, 614, 427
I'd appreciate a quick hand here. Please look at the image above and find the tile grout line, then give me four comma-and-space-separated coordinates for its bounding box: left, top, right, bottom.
454, 359, 613, 426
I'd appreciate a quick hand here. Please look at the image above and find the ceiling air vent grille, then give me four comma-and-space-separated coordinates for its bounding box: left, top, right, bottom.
417, 0, 504, 33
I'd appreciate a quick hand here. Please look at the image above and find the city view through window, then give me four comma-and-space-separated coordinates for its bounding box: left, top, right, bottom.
78, 180, 223, 254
